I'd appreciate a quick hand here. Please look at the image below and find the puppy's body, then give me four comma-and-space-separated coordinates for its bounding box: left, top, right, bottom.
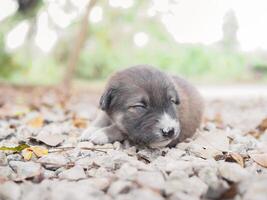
80, 65, 204, 147
168, 75, 204, 145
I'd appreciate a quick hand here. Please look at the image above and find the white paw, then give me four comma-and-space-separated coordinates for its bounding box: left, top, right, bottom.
79, 126, 98, 141
79, 128, 110, 145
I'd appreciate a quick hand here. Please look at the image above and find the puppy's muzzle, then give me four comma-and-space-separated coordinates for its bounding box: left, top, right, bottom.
157, 112, 180, 139
161, 127, 175, 138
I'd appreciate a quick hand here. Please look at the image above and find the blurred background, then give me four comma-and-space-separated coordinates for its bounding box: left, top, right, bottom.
1, 0, 267, 85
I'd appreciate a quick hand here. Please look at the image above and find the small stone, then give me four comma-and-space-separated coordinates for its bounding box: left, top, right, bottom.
125, 146, 137, 156
49, 180, 111, 200
100, 143, 114, 149
136, 171, 165, 190
165, 160, 193, 174
9, 161, 42, 179
113, 141, 122, 150
0, 152, 7, 166
6, 154, 23, 162
107, 180, 133, 196
75, 157, 94, 168
0, 166, 16, 179
0, 127, 14, 140
35, 128, 64, 146
229, 134, 258, 156
116, 163, 138, 180
205, 180, 229, 199
92, 155, 115, 170
96, 150, 147, 170
259, 130, 267, 140
87, 167, 115, 178
38, 153, 69, 169
58, 165, 86, 180
191, 158, 217, 172
16, 126, 33, 141
165, 148, 186, 160
152, 157, 193, 175
0, 181, 21, 200
239, 175, 267, 200
137, 148, 162, 162
43, 169, 56, 178
169, 192, 199, 200
79, 177, 111, 190
77, 141, 95, 148
55, 167, 67, 175
20, 181, 50, 200
198, 166, 229, 199
122, 140, 132, 149
116, 189, 164, 200
165, 176, 208, 197
198, 166, 218, 185
168, 170, 189, 180
218, 161, 250, 182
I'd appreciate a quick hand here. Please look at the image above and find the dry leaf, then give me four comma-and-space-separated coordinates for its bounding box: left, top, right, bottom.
214, 113, 223, 125
27, 116, 44, 128
22, 146, 48, 160
247, 130, 261, 139
0, 143, 30, 152
257, 118, 267, 132
22, 149, 33, 161
226, 153, 244, 168
31, 146, 48, 157
73, 118, 87, 128
220, 183, 238, 199
250, 153, 267, 168
204, 113, 223, 126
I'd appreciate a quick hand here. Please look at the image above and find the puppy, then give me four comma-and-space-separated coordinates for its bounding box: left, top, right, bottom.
80, 65, 204, 148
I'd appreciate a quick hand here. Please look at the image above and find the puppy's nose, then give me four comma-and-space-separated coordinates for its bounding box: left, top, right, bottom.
161, 127, 175, 137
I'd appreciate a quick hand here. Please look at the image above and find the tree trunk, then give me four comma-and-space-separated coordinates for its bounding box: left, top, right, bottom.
63, 0, 97, 87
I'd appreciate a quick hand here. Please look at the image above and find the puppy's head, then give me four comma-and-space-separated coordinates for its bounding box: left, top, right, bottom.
99, 65, 181, 148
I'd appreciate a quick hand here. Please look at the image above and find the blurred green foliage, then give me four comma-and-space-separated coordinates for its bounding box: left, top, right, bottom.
0, 1, 267, 85
76, 2, 267, 83
0, 34, 17, 78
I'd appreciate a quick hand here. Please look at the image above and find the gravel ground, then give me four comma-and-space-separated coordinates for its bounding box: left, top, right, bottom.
0, 85, 267, 200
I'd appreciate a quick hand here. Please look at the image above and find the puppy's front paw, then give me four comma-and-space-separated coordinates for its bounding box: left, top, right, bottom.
79, 126, 98, 141
79, 128, 110, 145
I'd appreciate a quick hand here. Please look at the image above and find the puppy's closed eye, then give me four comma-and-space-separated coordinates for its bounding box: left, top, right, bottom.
128, 103, 147, 112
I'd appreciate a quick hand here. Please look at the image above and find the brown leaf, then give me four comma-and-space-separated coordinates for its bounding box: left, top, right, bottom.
31, 146, 48, 157
73, 118, 87, 128
247, 130, 261, 139
214, 113, 223, 125
250, 153, 267, 168
257, 118, 267, 132
220, 183, 238, 199
22, 148, 33, 161
27, 116, 44, 128
203, 113, 225, 129
226, 153, 244, 168
21, 146, 48, 161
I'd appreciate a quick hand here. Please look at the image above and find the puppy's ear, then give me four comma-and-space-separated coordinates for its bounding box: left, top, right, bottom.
175, 91, 180, 104
170, 89, 180, 105
99, 88, 116, 111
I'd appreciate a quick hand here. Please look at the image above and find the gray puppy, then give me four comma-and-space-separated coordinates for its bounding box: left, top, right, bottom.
80, 65, 204, 148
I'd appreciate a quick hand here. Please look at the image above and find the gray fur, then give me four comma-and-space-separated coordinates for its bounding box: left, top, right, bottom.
80, 65, 204, 148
